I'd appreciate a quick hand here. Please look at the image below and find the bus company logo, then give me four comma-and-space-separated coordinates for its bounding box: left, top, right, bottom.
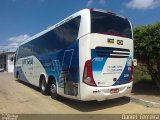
117, 40, 123, 45
107, 38, 114, 44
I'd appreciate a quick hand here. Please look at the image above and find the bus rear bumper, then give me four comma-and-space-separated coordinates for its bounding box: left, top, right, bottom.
81, 82, 133, 101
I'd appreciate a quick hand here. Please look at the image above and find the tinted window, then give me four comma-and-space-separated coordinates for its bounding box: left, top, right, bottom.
32, 16, 81, 56
91, 11, 132, 39
17, 16, 81, 59
17, 42, 33, 59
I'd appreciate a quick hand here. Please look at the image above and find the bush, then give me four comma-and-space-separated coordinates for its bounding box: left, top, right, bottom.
134, 22, 160, 89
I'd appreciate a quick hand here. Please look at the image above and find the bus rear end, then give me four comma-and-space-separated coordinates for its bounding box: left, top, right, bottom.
80, 9, 133, 101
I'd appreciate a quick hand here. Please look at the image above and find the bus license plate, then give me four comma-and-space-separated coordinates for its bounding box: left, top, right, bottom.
110, 88, 119, 94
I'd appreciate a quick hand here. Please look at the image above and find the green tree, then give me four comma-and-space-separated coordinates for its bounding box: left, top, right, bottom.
134, 22, 160, 89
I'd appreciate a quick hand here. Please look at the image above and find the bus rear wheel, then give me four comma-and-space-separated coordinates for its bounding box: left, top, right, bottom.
50, 80, 58, 100
40, 76, 49, 95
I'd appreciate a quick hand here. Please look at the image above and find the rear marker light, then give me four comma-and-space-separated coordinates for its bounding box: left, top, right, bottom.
89, 8, 94, 12
107, 11, 116, 15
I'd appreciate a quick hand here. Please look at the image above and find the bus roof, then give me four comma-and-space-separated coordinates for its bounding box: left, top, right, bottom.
20, 8, 130, 46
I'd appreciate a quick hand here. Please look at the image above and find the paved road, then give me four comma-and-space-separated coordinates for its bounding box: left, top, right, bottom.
0, 72, 160, 114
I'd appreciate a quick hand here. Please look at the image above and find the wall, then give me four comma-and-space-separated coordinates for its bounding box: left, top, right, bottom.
7, 53, 14, 73
0, 52, 15, 72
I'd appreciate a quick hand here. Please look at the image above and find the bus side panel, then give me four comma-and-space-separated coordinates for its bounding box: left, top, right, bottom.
36, 41, 80, 98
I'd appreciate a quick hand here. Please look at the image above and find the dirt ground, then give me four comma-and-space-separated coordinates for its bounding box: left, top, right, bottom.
0, 72, 160, 114
130, 80, 160, 103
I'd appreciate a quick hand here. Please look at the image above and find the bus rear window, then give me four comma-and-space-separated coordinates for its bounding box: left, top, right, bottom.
91, 11, 132, 39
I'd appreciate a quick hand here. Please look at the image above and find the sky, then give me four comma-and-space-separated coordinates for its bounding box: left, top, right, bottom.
0, 0, 160, 52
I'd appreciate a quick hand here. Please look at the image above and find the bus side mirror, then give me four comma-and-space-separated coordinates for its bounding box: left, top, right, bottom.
133, 59, 137, 67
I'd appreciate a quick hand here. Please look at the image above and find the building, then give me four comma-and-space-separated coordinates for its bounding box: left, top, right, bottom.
0, 52, 15, 72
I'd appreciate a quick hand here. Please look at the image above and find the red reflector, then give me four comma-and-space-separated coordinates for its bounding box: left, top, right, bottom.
90, 8, 94, 12
93, 91, 98, 93
93, 90, 100, 93
110, 88, 119, 94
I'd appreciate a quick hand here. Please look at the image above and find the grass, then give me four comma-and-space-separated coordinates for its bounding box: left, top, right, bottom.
132, 65, 160, 95
133, 66, 152, 83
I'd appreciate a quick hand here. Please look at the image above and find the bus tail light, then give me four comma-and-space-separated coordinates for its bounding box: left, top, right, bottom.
129, 61, 134, 82
83, 60, 97, 86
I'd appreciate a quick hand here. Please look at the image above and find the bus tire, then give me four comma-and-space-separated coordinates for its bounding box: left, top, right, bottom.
50, 80, 58, 100
40, 75, 49, 95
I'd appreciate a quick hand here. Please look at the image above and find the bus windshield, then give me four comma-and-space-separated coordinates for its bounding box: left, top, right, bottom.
91, 11, 132, 39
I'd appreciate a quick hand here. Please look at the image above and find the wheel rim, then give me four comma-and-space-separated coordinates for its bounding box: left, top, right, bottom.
41, 80, 45, 91
50, 83, 56, 94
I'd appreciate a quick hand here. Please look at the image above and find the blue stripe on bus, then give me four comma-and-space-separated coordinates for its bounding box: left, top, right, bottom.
37, 40, 79, 96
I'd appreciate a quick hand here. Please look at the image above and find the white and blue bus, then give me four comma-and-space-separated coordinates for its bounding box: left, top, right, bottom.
14, 9, 134, 101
